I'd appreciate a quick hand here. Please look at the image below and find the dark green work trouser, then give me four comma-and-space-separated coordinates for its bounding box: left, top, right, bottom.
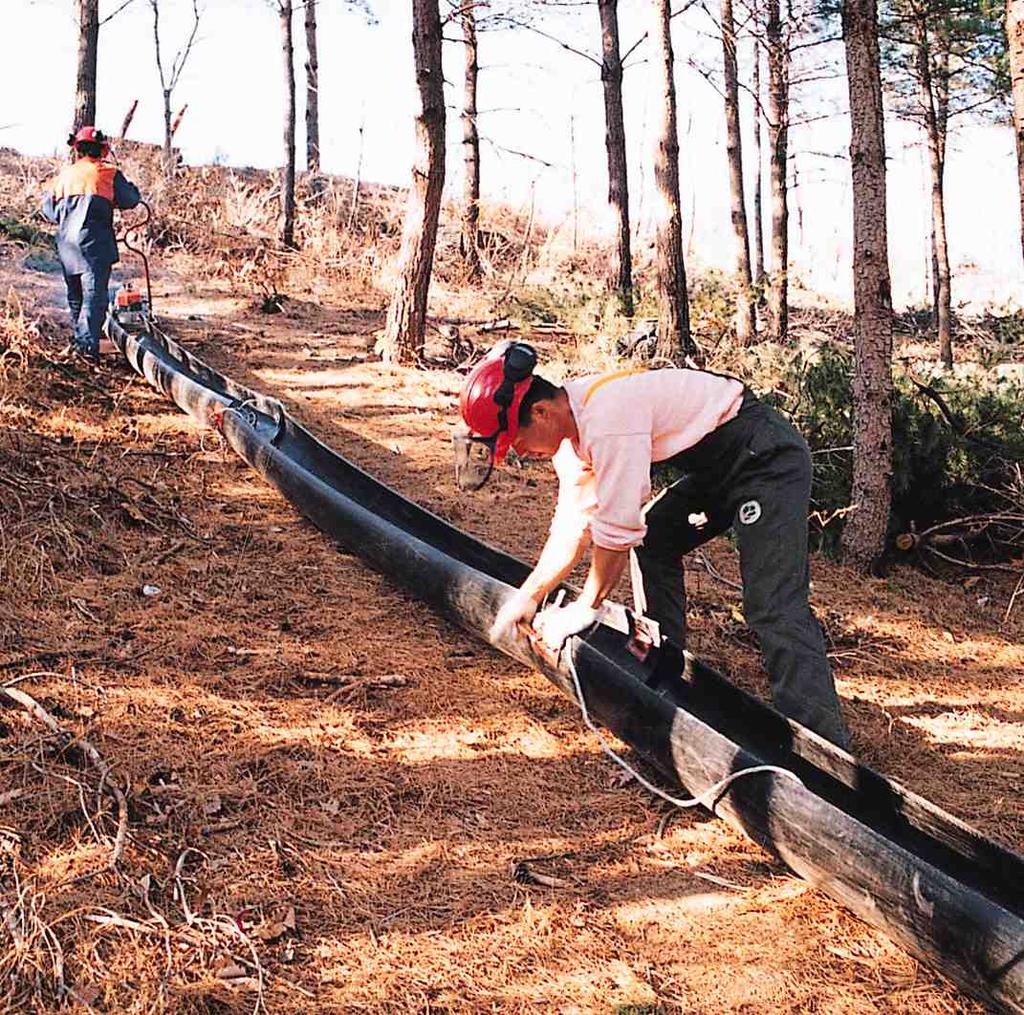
634, 396, 851, 749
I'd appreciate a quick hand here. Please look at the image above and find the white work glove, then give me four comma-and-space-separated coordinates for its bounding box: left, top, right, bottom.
490, 586, 539, 642
532, 599, 606, 651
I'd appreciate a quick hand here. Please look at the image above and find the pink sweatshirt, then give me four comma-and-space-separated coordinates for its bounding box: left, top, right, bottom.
550, 369, 744, 551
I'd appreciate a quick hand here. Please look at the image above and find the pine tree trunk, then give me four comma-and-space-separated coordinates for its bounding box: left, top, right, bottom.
766, 0, 789, 343
281, 0, 297, 248
460, 4, 482, 281
570, 111, 579, 255
652, 0, 692, 358
721, 0, 755, 342
752, 34, 766, 292
598, 0, 634, 316
1009, 0, 1024, 268
927, 134, 952, 368
74, 0, 99, 131
840, 0, 894, 574
348, 115, 365, 230
915, 22, 952, 367
162, 88, 173, 179
380, 0, 446, 363
305, 0, 320, 173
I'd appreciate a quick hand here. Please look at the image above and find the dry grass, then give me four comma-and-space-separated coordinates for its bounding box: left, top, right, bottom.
72, 142, 580, 321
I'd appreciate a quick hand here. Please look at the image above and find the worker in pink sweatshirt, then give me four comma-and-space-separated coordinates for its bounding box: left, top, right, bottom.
455, 340, 850, 749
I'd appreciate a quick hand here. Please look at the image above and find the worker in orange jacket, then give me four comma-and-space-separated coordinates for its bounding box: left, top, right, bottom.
42, 127, 141, 361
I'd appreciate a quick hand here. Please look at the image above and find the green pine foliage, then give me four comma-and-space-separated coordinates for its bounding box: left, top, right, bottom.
777, 344, 1024, 554
0, 217, 50, 247
878, 0, 1008, 124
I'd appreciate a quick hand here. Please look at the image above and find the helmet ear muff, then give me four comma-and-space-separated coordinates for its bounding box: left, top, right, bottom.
503, 342, 537, 383
458, 340, 537, 460
491, 342, 536, 413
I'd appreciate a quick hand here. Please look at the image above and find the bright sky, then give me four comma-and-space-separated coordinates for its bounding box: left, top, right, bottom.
4, 0, 1023, 310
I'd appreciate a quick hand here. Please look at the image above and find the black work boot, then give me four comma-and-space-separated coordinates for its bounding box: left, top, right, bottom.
72, 340, 101, 368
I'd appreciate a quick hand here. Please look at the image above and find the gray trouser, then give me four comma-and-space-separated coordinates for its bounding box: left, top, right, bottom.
634, 403, 850, 749
62, 261, 111, 360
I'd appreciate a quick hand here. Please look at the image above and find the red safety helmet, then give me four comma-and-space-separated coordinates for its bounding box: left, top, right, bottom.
68, 126, 110, 157
454, 341, 537, 490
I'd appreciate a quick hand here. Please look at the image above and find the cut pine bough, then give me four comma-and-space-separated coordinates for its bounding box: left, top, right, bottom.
108, 314, 1024, 1012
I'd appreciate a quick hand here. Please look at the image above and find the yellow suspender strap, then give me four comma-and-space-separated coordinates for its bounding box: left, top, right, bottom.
582, 369, 644, 406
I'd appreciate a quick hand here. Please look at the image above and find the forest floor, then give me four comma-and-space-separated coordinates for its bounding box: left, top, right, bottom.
2, 211, 1024, 1013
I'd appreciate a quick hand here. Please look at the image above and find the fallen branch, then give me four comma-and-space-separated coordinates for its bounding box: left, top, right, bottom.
0, 686, 128, 869
690, 868, 748, 892
2, 669, 77, 688
141, 538, 188, 568
200, 818, 244, 836
297, 671, 363, 687
1005, 572, 1024, 623
324, 673, 407, 704
692, 550, 742, 592
1, 867, 68, 1006
906, 368, 1015, 456
895, 513, 1024, 569
280, 827, 351, 849
0, 651, 100, 674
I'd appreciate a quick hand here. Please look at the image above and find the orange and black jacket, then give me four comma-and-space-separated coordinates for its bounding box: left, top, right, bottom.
42, 157, 141, 274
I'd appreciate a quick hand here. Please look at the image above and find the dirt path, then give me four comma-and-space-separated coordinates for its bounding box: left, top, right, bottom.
2, 248, 1019, 1012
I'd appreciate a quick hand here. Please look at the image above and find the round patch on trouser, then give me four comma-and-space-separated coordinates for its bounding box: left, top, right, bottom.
738, 499, 762, 525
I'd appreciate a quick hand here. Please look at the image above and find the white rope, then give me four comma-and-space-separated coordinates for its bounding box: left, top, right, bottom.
562, 641, 805, 811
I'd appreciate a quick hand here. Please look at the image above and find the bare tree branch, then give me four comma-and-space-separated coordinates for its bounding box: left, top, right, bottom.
99, 0, 136, 25
169, 0, 202, 92
622, 0, 700, 68
621, 32, 647, 64
480, 135, 555, 167
492, 16, 601, 66
151, 0, 166, 89
150, 0, 202, 177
